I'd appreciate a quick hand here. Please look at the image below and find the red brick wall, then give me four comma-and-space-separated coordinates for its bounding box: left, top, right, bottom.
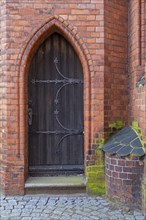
1, 0, 145, 197
0, 0, 105, 194
128, 0, 146, 137
104, 0, 128, 131
128, 0, 146, 212
106, 154, 144, 208
0, 0, 7, 195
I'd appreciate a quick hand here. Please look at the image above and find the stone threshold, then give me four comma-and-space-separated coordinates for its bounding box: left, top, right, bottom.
25, 175, 86, 195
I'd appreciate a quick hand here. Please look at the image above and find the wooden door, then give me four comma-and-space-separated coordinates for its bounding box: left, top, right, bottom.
28, 33, 84, 176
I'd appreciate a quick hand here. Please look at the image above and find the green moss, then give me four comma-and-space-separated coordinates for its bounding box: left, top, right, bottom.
131, 120, 146, 148
87, 182, 106, 195
132, 120, 139, 128
86, 149, 106, 195
109, 120, 125, 130
96, 138, 106, 147
106, 120, 126, 141
132, 120, 142, 136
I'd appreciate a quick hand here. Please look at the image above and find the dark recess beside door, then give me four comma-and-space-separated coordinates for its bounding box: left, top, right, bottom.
28, 33, 84, 176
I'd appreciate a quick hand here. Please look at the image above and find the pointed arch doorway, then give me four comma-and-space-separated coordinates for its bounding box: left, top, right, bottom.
28, 32, 84, 176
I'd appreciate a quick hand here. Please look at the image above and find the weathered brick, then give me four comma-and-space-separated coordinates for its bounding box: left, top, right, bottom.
0, 0, 145, 208
105, 154, 144, 209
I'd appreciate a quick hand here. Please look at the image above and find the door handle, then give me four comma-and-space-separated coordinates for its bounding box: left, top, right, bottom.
28, 108, 33, 125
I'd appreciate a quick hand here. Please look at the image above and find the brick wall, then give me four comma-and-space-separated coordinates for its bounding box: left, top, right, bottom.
128, 0, 146, 137
0, 0, 106, 195
128, 1, 146, 212
0, 0, 8, 194
104, 0, 128, 131
0, 0, 145, 198
105, 154, 144, 208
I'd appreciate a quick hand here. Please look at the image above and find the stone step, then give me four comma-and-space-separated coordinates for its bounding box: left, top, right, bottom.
25, 175, 87, 195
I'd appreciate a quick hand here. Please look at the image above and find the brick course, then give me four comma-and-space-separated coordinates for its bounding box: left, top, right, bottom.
105, 154, 144, 209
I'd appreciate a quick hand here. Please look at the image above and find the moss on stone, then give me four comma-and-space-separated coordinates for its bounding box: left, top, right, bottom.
109, 120, 125, 130
131, 120, 146, 148
106, 120, 126, 141
86, 149, 106, 195
97, 138, 106, 147
132, 121, 142, 136
87, 181, 106, 195
132, 120, 139, 128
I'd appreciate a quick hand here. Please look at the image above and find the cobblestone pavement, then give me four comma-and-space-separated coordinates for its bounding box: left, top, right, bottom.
0, 195, 145, 220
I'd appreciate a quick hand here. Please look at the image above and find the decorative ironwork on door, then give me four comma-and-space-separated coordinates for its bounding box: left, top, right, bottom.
29, 57, 84, 150
28, 32, 84, 175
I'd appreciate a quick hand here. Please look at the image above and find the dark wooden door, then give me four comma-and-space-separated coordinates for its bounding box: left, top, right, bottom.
28, 33, 84, 176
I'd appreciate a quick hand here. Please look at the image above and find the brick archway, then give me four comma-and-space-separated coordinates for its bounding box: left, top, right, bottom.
18, 16, 93, 184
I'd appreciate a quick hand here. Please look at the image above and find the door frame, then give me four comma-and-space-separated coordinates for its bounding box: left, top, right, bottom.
18, 17, 92, 181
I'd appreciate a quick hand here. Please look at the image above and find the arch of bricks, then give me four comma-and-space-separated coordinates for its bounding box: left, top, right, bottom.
2, 16, 97, 195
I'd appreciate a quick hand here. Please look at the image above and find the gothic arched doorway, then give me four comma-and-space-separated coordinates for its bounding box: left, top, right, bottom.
28, 33, 84, 176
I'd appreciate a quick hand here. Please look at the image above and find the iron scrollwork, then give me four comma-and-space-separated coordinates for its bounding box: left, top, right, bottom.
30, 57, 84, 149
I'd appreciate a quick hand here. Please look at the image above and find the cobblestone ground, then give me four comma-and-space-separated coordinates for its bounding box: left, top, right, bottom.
0, 195, 145, 220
